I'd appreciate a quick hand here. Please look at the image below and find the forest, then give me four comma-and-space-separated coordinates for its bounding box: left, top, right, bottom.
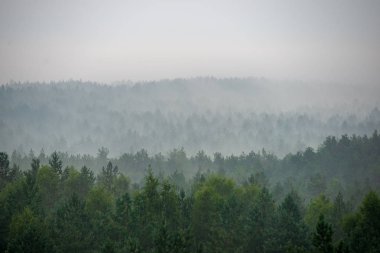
2, 0, 380, 251
1, 132, 379, 253
1, 79, 380, 156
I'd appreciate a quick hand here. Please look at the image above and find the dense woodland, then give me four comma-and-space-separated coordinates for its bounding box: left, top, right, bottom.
2, 0, 380, 251
1, 132, 379, 253
1, 79, 380, 156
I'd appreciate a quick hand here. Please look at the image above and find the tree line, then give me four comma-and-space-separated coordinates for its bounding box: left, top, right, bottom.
1, 80, 379, 156
9, 131, 380, 203
1, 133, 380, 252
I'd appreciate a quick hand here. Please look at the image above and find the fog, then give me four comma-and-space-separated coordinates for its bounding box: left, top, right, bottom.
1, 0, 380, 84
1, 78, 379, 157
1, 0, 380, 159
2, 2, 380, 252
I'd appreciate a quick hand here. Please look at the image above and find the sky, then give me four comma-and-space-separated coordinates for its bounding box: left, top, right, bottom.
0, 0, 380, 85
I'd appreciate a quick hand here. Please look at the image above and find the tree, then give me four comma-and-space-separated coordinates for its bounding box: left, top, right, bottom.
0, 152, 19, 188
6, 208, 52, 253
97, 147, 109, 163
98, 161, 118, 193
31, 158, 40, 176
35, 165, 60, 213
0, 178, 30, 252
191, 175, 237, 252
155, 221, 170, 253
305, 194, 333, 229
101, 240, 116, 253
49, 151, 62, 175
172, 228, 193, 253
160, 180, 181, 231
114, 173, 130, 198
167, 148, 188, 174
130, 169, 161, 251
142, 169, 161, 216
169, 170, 186, 189
51, 194, 94, 253
331, 192, 348, 241
8, 164, 22, 183
154, 223, 192, 253
78, 166, 95, 199
85, 186, 116, 250
0, 152, 10, 180
348, 191, 380, 253
272, 192, 310, 252
125, 237, 141, 253
61, 166, 81, 200
24, 158, 40, 204
334, 241, 349, 253
115, 192, 131, 226
244, 187, 275, 253
313, 214, 333, 253
85, 186, 114, 216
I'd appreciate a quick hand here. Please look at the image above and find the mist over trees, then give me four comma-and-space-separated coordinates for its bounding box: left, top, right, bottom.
1, 131, 379, 253
8, 132, 380, 203
2, 0, 380, 250
1, 78, 380, 252
1, 78, 379, 156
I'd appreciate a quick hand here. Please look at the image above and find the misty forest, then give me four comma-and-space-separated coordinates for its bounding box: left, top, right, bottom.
1, 0, 380, 252
0, 80, 380, 253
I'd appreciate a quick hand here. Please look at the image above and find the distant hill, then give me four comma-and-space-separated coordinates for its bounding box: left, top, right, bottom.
1, 78, 379, 156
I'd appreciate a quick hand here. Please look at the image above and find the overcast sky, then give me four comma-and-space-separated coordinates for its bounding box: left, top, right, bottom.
0, 0, 379, 85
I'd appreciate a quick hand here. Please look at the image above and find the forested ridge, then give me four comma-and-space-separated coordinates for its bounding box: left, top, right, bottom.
1, 79, 379, 156
1, 132, 379, 253
2, 0, 380, 252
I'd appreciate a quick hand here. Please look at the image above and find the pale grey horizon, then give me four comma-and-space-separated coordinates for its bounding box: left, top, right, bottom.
1, 0, 379, 85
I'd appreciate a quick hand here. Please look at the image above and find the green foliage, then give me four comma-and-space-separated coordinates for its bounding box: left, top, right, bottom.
273, 193, 310, 252
155, 221, 170, 253
0, 152, 10, 189
49, 151, 63, 175
98, 161, 119, 193
244, 187, 276, 253
25, 158, 39, 193
331, 192, 349, 241
347, 191, 380, 253
51, 194, 94, 252
160, 180, 181, 230
101, 240, 116, 253
7, 208, 52, 253
0, 132, 380, 253
35, 165, 60, 213
114, 173, 130, 198
313, 215, 333, 253
0, 178, 30, 251
62, 166, 81, 197
115, 192, 131, 226
79, 166, 96, 198
305, 194, 333, 229
192, 175, 245, 253
153, 221, 192, 253
335, 241, 350, 253
169, 170, 187, 189
85, 186, 114, 216
0, 152, 22, 190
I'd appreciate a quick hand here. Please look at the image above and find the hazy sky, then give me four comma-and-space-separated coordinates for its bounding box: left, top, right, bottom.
0, 0, 379, 84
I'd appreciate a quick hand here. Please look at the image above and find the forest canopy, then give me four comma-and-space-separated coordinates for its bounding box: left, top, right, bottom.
1, 79, 379, 252
1, 79, 379, 156
2, 0, 380, 251
1, 132, 379, 253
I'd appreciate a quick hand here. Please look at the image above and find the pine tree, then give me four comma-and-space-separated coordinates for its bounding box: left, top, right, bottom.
155, 221, 170, 253
0, 152, 10, 188
313, 214, 333, 253
49, 151, 62, 175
